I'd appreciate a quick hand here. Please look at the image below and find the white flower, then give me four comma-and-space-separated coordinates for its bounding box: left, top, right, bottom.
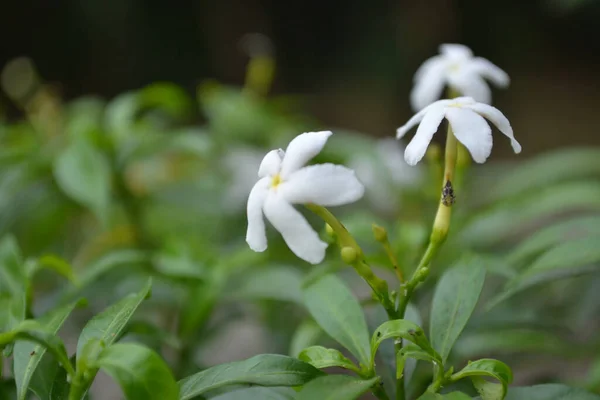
396, 97, 521, 166
246, 131, 365, 264
411, 44, 510, 111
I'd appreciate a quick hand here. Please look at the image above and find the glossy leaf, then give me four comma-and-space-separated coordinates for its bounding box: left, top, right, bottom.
505, 384, 600, 400
178, 354, 323, 400
54, 138, 111, 222
450, 359, 513, 399
302, 275, 371, 367
91, 343, 178, 400
430, 256, 486, 362
297, 375, 378, 400
370, 319, 437, 368
76, 278, 152, 358
0, 320, 74, 378
13, 300, 82, 400
298, 346, 360, 373
211, 387, 297, 400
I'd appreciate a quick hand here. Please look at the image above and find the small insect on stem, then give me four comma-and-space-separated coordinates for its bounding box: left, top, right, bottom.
30, 351, 36, 356
441, 180, 456, 206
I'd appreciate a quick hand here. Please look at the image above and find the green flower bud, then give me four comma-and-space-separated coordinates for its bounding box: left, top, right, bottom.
372, 224, 388, 243
340, 246, 358, 264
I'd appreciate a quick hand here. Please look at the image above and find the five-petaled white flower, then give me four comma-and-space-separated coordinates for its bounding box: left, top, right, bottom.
396, 97, 521, 166
246, 131, 365, 264
411, 44, 509, 111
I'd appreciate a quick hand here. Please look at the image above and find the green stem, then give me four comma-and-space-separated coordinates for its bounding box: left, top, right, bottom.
373, 383, 392, 400
306, 204, 397, 319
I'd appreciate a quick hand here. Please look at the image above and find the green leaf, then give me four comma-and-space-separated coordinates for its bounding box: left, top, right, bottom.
289, 320, 322, 358
13, 300, 82, 400
396, 344, 438, 379
0, 320, 74, 378
450, 359, 513, 399
430, 256, 486, 362
0, 235, 26, 297
76, 278, 152, 358
370, 319, 438, 368
178, 354, 323, 400
211, 387, 297, 400
505, 384, 600, 400
507, 216, 600, 265
53, 138, 111, 222
297, 375, 378, 400
230, 266, 303, 304
418, 392, 471, 400
77, 250, 148, 289
138, 82, 193, 121
28, 255, 78, 285
302, 275, 371, 367
488, 236, 600, 309
454, 330, 568, 358
91, 343, 178, 400
298, 346, 360, 373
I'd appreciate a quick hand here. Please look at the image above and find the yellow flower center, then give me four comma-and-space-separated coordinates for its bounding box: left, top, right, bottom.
271, 174, 282, 189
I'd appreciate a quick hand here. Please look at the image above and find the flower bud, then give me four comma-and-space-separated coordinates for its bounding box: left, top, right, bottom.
372, 224, 388, 243
325, 223, 335, 237
340, 246, 358, 264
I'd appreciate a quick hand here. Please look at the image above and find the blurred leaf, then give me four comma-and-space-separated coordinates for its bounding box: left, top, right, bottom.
297, 375, 378, 400
211, 387, 297, 400
0, 235, 26, 296
178, 354, 323, 400
124, 320, 181, 350
0, 320, 74, 377
298, 346, 360, 373
371, 320, 437, 368
488, 148, 600, 201
65, 97, 105, 139
76, 278, 152, 358
505, 384, 600, 400
28, 255, 78, 285
454, 330, 570, 357
289, 320, 322, 358
13, 299, 82, 400
430, 256, 486, 362
104, 92, 138, 139
139, 82, 193, 121
230, 266, 303, 304
76, 250, 148, 288
91, 343, 178, 400
450, 359, 513, 400
508, 215, 600, 265
418, 392, 471, 399
463, 182, 600, 247
488, 237, 600, 308
302, 275, 371, 367
54, 138, 111, 223
152, 251, 205, 280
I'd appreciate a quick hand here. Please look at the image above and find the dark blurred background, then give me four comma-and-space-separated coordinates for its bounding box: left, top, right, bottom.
1, 0, 599, 154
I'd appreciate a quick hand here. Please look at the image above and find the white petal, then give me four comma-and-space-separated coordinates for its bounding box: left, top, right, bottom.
246, 178, 270, 252
467, 103, 521, 154
280, 131, 332, 177
410, 58, 448, 111
445, 108, 492, 164
439, 44, 473, 60
448, 71, 491, 104
470, 57, 510, 88
263, 193, 328, 264
279, 164, 365, 206
258, 149, 284, 178
396, 100, 451, 139
404, 103, 447, 165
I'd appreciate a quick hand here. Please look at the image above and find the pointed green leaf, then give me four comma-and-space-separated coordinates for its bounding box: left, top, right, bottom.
396, 344, 438, 379
505, 384, 600, 400
211, 387, 297, 400
178, 354, 323, 400
302, 275, 371, 366
14, 300, 82, 400
28, 255, 78, 285
54, 138, 111, 222
297, 375, 378, 400
371, 319, 438, 368
0, 320, 74, 378
76, 278, 152, 358
298, 346, 360, 373
91, 343, 178, 400
430, 256, 486, 362
450, 359, 513, 399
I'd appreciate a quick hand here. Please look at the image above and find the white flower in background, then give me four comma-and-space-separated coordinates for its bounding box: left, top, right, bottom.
351, 139, 421, 212
397, 97, 521, 165
246, 131, 365, 264
411, 44, 510, 111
